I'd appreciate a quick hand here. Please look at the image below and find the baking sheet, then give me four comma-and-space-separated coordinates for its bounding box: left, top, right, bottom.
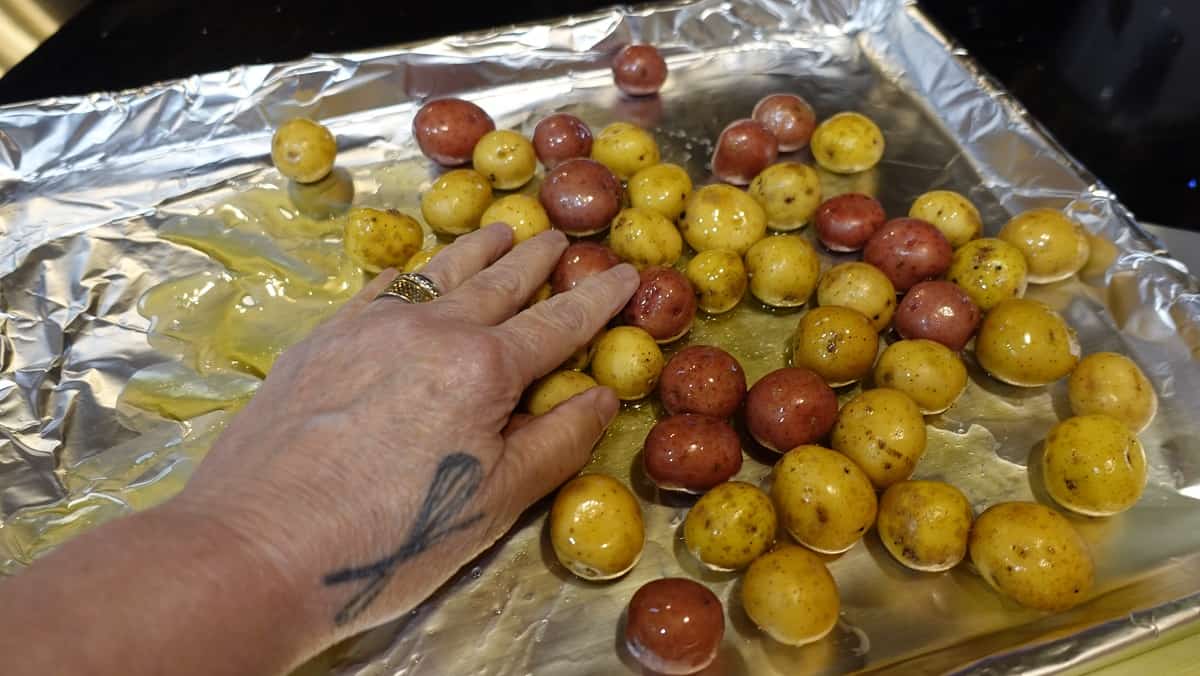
2, 0, 1200, 673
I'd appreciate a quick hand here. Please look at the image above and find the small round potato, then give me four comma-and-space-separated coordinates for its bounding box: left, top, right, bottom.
893, 281, 982, 352
998, 208, 1091, 284
590, 326, 665, 400
877, 480, 973, 572
684, 481, 776, 571
832, 388, 927, 489
551, 241, 621, 294
810, 112, 885, 174
609, 207, 683, 269
625, 578, 723, 676
753, 93, 817, 152
472, 129, 537, 190
748, 162, 822, 231
975, 298, 1079, 387
947, 238, 1029, 311
712, 119, 779, 186
621, 266, 697, 343
814, 192, 886, 252
628, 163, 692, 222
745, 235, 821, 308
864, 218, 954, 292
525, 369, 598, 416
679, 184, 768, 256
791, 306, 879, 387
412, 98, 495, 167
686, 249, 748, 314
550, 474, 644, 580
480, 194, 550, 243
287, 166, 353, 219
874, 339, 968, 415
742, 545, 839, 647
612, 44, 669, 96
343, 208, 423, 273
772, 445, 878, 554
659, 345, 747, 418
969, 502, 1094, 611
1042, 414, 1147, 516
744, 368, 838, 453
421, 168, 493, 236
909, 190, 982, 249
591, 122, 661, 180
816, 261, 897, 332
643, 413, 743, 493
539, 158, 624, 236
271, 117, 336, 183
1068, 352, 1157, 432
403, 244, 446, 273
532, 113, 593, 169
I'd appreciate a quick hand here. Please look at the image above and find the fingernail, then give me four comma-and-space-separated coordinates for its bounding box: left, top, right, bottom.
591, 386, 621, 426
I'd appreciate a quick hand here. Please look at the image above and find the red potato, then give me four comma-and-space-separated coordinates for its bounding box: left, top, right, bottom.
532, 114, 593, 169
411, 98, 495, 166
551, 241, 621, 294
711, 119, 778, 186
814, 193, 885, 252
752, 94, 817, 152
539, 158, 624, 236
659, 345, 747, 418
625, 578, 724, 675
612, 44, 669, 96
744, 368, 838, 453
864, 217, 953, 292
643, 414, 743, 493
622, 266, 697, 343
894, 280, 982, 352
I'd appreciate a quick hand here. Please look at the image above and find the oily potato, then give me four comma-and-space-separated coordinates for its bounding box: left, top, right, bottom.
947, 238, 1029, 311
791, 306, 879, 387
628, 163, 692, 222
863, 218, 953, 292
550, 474, 644, 580
748, 162, 822, 231
744, 368, 839, 453
832, 388, 927, 489
893, 281, 982, 352
975, 298, 1079, 387
271, 117, 337, 183
609, 207, 683, 269
472, 129, 537, 190
421, 168, 493, 236
525, 369, 598, 416
590, 326, 665, 400
480, 194, 550, 243
686, 249, 748, 314
684, 481, 776, 571
742, 545, 839, 647
810, 111, 885, 174
874, 339, 968, 415
342, 207, 423, 273
711, 118, 779, 186
745, 235, 821, 308
679, 184, 767, 256
412, 98, 495, 166
772, 445, 878, 554
643, 413, 743, 493
909, 190, 982, 248
591, 122, 661, 180
1067, 352, 1157, 432
816, 261, 897, 331
877, 480, 973, 572
1042, 414, 1147, 516
998, 208, 1091, 284
539, 158, 624, 236
621, 266, 697, 343
532, 113, 593, 169
403, 244, 446, 273
624, 578, 724, 676
658, 345, 747, 419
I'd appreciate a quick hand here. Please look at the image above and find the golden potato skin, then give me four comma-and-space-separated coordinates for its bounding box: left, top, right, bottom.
874, 339, 968, 414
742, 545, 840, 646
791, 306, 879, 387
421, 169, 494, 236
975, 299, 1079, 387
998, 208, 1091, 284
1068, 352, 1157, 432
684, 481, 776, 571
947, 238, 1028, 311
591, 122, 661, 180
1042, 415, 1147, 516
550, 474, 645, 580
832, 388, 927, 489
679, 184, 767, 256
969, 502, 1094, 611
748, 162, 822, 231
402, 244, 445, 273
472, 129, 537, 190
609, 207, 683, 269
810, 112, 885, 174
525, 370, 598, 416
877, 481, 973, 572
628, 163, 692, 222
909, 190, 981, 248
343, 208, 424, 273
772, 445, 877, 554
590, 326, 665, 401
816, 261, 897, 331
745, 235, 820, 308
271, 117, 336, 183
686, 249, 748, 314
480, 194, 550, 243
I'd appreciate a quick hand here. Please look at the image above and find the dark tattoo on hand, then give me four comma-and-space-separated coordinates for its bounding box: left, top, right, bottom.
322, 453, 484, 626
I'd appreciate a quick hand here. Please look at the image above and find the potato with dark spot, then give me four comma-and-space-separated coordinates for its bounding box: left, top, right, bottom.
864, 218, 953, 292
947, 238, 1028, 311
480, 194, 550, 244
628, 163, 692, 222
622, 266, 697, 343
343, 207, 423, 273
975, 298, 1079, 387
420, 169, 493, 236
684, 481, 776, 571
609, 207, 683, 269
472, 129, 537, 190
753, 93, 817, 152
832, 388, 926, 489
745, 234, 820, 308
909, 190, 982, 248
272, 118, 336, 183
814, 192, 886, 252
551, 241, 620, 294
591, 122, 660, 180
874, 339, 968, 415
625, 578, 724, 676
686, 249, 748, 314
744, 367, 838, 453
711, 119, 779, 186
877, 480, 973, 572
680, 184, 768, 255
998, 208, 1091, 284
893, 280, 981, 352
810, 111, 885, 174
550, 474, 644, 580
791, 306, 879, 387
748, 162, 822, 231
1068, 352, 1157, 432
590, 326, 665, 401
772, 445, 878, 554
539, 158, 623, 236
817, 261, 896, 332
412, 98, 495, 166
742, 545, 839, 646
532, 113, 593, 169
612, 44, 668, 96
1042, 414, 1147, 516
525, 369, 597, 416
659, 345, 747, 418
643, 414, 743, 493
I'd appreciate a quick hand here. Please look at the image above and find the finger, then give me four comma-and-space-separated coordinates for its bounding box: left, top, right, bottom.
435, 229, 567, 325
417, 223, 514, 296
497, 263, 639, 384
331, 268, 400, 321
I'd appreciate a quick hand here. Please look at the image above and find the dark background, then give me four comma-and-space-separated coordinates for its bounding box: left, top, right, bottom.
1, 0, 1196, 230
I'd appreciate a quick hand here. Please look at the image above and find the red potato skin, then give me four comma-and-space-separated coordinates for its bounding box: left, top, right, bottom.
643, 414, 743, 492
894, 280, 982, 352
551, 241, 621, 294
711, 118, 779, 186
612, 44, 669, 96
412, 98, 495, 166
533, 114, 594, 169
744, 368, 838, 453
863, 217, 953, 292
539, 158, 624, 235
625, 578, 724, 675
814, 193, 886, 252
752, 94, 817, 152
622, 266, 697, 342
659, 345, 747, 418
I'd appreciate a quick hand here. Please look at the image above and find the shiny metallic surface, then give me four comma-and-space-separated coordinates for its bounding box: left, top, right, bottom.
1, 0, 1200, 674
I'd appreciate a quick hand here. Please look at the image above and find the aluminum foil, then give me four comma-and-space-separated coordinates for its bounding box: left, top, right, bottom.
2, 0, 1200, 673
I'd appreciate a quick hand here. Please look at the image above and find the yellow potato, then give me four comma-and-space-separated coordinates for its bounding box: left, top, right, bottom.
679, 184, 767, 255
342, 208, 423, 273
816, 261, 896, 331
772, 445, 877, 554
877, 480, 973, 572
591, 122, 660, 180
472, 129, 537, 190
975, 298, 1079, 387
684, 481, 776, 571
525, 370, 598, 415
810, 112, 885, 174
832, 388, 927, 489
742, 544, 839, 646
628, 163, 692, 222
947, 238, 1028, 311
909, 190, 982, 248
1068, 352, 1157, 432
969, 501, 1094, 611
1042, 414, 1147, 516
609, 207, 683, 269
421, 169, 493, 236
874, 339, 967, 414
589, 326, 664, 401
748, 162, 822, 231
745, 235, 820, 308
550, 474, 644, 580
791, 306, 879, 387
271, 117, 336, 183
686, 249, 747, 314
480, 194, 550, 243
287, 166, 353, 219
403, 244, 445, 273
998, 208, 1090, 284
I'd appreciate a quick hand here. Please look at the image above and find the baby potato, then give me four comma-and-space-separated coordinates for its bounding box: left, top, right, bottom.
832, 388, 927, 489
271, 117, 336, 183
403, 244, 445, 273
591, 122, 660, 180
343, 207, 423, 273
684, 481, 776, 571
472, 129, 537, 190
816, 261, 897, 331
998, 208, 1091, 284
744, 368, 838, 453
745, 235, 821, 308
625, 578, 724, 676
643, 413, 743, 493
551, 241, 621, 294
748, 162, 822, 231
609, 207, 683, 269
480, 194, 550, 244
590, 326, 665, 400
753, 93, 817, 152
550, 474, 644, 580
874, 339, 968, 415
814, 192, 886, 252
412, 98, 495, 167
975, 298, 1079, 387
864, 218, 954, 292
893, 281, 982, 352
947, 238, 1029, 311
1068, 352, 1157, 432
680, 184, 768, 256
772, 445, 878, 554
421, 168, 493, 236
791, 306, 879, 387
877, 480, 973, 572
810, 111, 885, 174
909, 190, 982, 248
628, 163, 692, 222
532, 113, 593, 169
969, 502, 1094, 611
742, 545, 839, 647
621, 266, 697, 343
686, 249, 748, 314
539, 158, 624, 236
659, 345, 747, 419
612, 44, 669, 96
712, 119, 779, 186
1042, 414, 1147, 516
525, 369, 598, 416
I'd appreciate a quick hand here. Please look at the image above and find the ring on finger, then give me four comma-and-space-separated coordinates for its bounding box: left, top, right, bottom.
375, 272, 442, 304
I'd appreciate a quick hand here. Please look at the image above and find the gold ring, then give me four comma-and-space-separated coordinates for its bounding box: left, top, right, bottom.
376, 273, 441, 304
